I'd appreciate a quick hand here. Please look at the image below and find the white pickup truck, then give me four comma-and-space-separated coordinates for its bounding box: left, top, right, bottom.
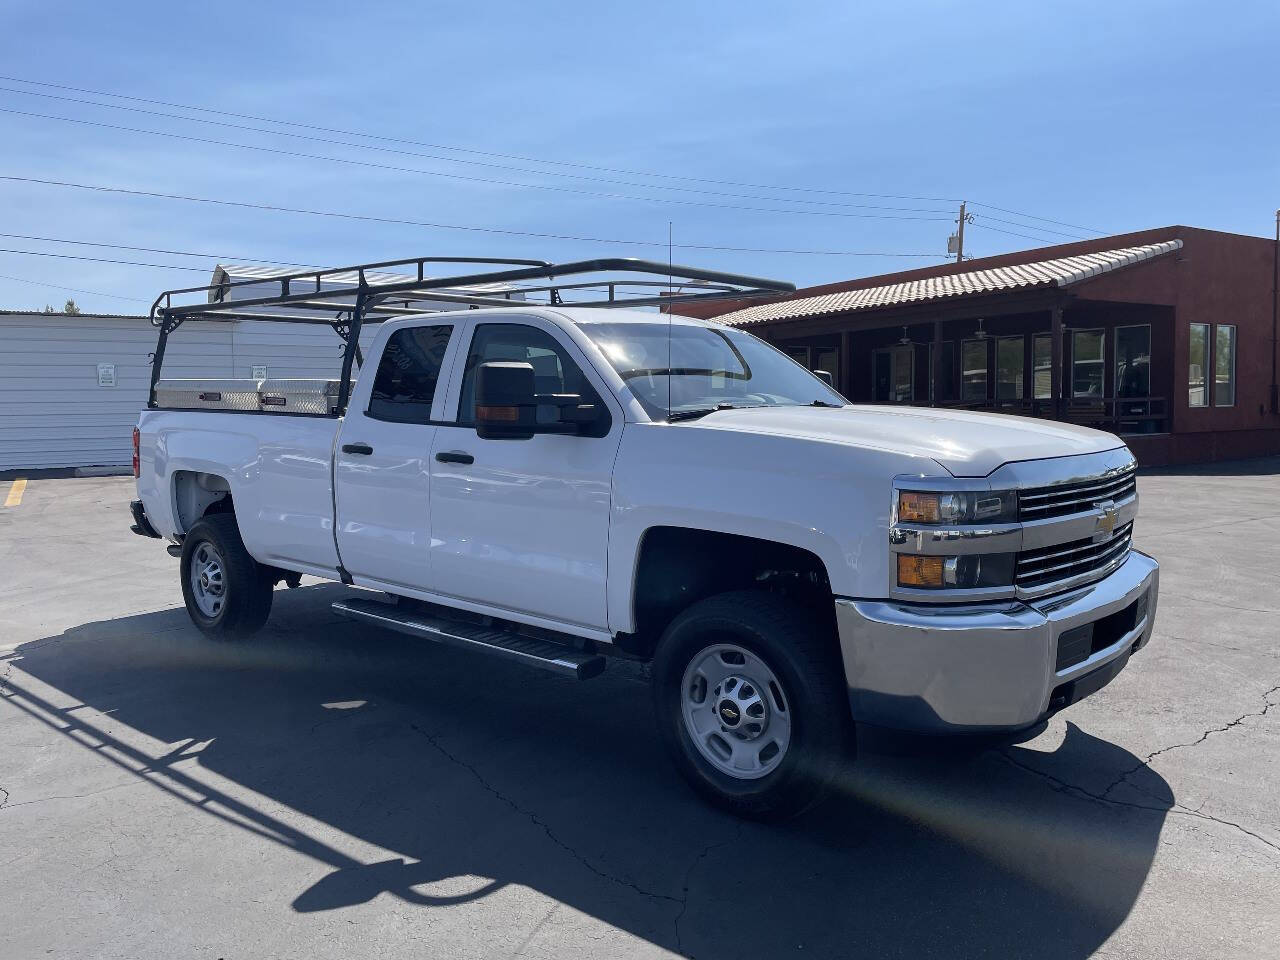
130, 257, 1159, 819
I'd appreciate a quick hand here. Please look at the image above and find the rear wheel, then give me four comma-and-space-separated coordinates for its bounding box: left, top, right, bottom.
653, 590, 852, 820
180, 513, 273, 640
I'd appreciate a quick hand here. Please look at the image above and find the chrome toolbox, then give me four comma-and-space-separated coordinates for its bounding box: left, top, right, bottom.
257, 379, 344, 416
154, 379, 263, 412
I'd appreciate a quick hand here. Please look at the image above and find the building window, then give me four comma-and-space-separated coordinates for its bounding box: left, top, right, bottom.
1033, 334, 1053, 400
1214, 324, 1236, 407
783, 345, 810, 368
961, 339, 988, 403
996, 336, 1024, 400
1188, 323, 1208, 407
1071, 329, 1105, 398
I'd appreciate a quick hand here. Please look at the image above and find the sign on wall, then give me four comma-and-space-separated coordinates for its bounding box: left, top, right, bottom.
252, 364, 268, 380
96, 363, 116, 387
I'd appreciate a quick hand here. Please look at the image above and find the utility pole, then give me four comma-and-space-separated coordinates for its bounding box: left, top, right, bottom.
948, 201, 973, 263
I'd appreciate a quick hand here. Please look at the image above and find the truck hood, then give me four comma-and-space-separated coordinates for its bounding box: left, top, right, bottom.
685, 405, 1124, 477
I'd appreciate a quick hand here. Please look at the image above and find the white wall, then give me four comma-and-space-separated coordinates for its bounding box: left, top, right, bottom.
0, 312, 380, 470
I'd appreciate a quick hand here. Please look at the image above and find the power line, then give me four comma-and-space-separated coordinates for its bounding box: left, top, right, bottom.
0, 175, 948, 258
0, 107, 955, 223
967, 221, 1071, 245
0, 73, 961, 204
0, 232, 319, 268
0, 247, 209, 271
0, 271, 148, 302
972, 213, 1092, 241
0, 74, 1115, 239
0, 84, 950, 215
966, 201, 1105, 236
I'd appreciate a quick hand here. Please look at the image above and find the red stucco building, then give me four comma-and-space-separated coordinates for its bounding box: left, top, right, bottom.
676, 226, 1280, 466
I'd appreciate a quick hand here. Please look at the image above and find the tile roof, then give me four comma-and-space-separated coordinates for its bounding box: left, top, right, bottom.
715, 240, 1183, 326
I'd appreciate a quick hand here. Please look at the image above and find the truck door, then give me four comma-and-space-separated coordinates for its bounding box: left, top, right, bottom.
428, 317, 622, 633
334, 321, 460, 591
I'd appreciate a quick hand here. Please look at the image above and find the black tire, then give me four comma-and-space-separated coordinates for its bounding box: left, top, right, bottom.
652, 590, 852, 821
179, 513, 273, 640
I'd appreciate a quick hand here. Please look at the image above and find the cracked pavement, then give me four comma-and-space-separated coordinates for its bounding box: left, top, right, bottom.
1, 468, 1278, 959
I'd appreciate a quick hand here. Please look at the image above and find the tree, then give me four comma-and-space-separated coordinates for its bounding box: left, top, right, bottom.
63, 299, 81, 315
43, 304, 55, 314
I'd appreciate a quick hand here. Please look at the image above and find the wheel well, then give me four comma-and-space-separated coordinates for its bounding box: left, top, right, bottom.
172, 470, 234, 532
627, 527, 833, 658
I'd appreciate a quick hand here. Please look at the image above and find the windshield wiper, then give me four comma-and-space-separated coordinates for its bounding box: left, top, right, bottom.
667, 402, 739, 422
809, 399, 842, 408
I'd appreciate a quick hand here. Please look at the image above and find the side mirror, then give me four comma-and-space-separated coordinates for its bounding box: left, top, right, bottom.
813, 369, 835, 387
476, 361, 536, 440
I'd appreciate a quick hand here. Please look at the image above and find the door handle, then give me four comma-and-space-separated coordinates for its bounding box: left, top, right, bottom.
342, 442, 374, 456
435, 451, 474, 465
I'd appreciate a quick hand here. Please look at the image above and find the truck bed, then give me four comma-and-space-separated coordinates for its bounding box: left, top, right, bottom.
135, 402, 343, 577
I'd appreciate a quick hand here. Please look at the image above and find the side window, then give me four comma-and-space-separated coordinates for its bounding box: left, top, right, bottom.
458, 323, 600, 427
1188, 323, 1209, 408
367, 324, 453, 423
1214, 324, 1236, 407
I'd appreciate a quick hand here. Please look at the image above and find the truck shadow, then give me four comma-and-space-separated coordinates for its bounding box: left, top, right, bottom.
6, 583, 1173, 959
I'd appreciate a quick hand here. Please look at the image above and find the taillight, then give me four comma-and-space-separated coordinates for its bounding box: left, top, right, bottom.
132, 427, 140, 478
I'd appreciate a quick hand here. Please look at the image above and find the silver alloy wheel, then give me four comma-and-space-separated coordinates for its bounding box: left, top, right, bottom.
680, 642, 792, 780
190, 541, 227, 619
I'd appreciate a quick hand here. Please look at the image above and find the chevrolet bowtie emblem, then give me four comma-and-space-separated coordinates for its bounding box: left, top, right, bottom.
1094, 501, 1118, 539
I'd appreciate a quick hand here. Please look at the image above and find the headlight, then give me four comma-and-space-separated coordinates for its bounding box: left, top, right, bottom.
896, 552, 1016, 589
897, 489, 1018, 524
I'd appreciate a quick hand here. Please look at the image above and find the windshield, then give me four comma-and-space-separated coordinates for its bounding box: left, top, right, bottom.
581, 321, 845, 419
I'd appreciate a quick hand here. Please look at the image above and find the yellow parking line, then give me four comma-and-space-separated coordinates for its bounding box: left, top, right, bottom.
4, 478, 26, 507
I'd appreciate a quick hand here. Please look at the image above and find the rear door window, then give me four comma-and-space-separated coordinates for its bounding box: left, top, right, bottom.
367, 324, 454, 423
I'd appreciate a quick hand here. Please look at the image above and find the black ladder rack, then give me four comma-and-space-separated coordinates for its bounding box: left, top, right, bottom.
145, 254, 795, 413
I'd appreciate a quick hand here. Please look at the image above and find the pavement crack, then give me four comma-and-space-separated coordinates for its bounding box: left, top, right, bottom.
1181, 596, 1280, 616
0, 779, 145, 813
406, 722, 679, 905
0, 786, 9, 810
672, 821, 745, 958
998, 729, 1280, 857
1117, 773, 1280, 853
1099, 683, 1280, 800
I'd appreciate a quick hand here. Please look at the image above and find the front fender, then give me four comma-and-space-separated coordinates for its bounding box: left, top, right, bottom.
607, 422, 939, 634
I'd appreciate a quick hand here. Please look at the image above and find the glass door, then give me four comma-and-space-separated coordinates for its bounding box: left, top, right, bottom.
996, 336, 1025, 404
1115, 325, 1152, 433
872, 345, 914, 403
961, 340, 988, 404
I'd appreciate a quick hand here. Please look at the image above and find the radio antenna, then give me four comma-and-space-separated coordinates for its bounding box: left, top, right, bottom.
667, 220, 673, 420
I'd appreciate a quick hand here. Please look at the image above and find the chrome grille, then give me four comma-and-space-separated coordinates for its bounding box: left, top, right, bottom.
1016, 522, 1133, 590
1018, 466, 1137, 521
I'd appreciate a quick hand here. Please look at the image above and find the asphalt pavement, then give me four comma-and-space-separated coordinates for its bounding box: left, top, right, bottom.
1, 466, 1277, 959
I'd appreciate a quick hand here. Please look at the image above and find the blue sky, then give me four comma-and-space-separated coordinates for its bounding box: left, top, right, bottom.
1, 0, 1277, 313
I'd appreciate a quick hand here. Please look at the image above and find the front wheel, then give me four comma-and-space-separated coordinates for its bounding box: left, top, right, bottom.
652, 590, 852, 821
179, 513, 273, 640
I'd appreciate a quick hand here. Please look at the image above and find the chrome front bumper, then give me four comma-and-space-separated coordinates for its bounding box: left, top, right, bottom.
835, 550, 1159, 732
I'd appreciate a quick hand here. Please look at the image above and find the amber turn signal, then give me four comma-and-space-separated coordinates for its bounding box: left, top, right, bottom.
476, 404, 520, 422
898, 491, 941, 524
897, 554, 945, 588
